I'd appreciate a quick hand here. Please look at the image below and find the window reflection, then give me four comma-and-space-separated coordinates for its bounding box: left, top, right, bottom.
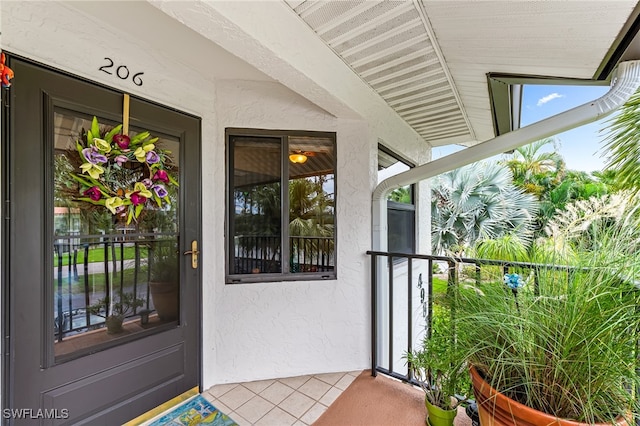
228, 131, 336, 281
52, 109, 181, 361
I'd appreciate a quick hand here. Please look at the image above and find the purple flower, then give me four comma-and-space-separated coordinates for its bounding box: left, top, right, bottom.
146, 151, 160, 164
114, 155, 128, 167
113, 134, 130, 150
83, 186, 102, 201
83, 148, 108, 164
153, 184, 168, 198
152, 169, 169, 183
129, 192, 147, 206
141, 178, 153, 188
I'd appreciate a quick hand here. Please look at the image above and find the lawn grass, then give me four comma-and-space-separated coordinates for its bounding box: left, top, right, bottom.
432, 276, 448, 294
54, 266, 148, 294
53, 246, 148, 267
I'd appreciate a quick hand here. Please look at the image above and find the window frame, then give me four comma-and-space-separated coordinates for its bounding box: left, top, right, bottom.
378, 145, 417, 257
226, 128, 337, 284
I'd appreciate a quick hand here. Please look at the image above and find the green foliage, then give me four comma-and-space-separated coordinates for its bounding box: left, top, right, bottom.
455, 196, 640, 422
388, 186, 412, 203
431, 161, 539, 255
501, 138, 614, 237
502, 138, 565, 196
89, 292, 144, 319
601, 88, 640, 192
148, 239, 179, 282
474, 233, 529, 262
406, 304, 469, 410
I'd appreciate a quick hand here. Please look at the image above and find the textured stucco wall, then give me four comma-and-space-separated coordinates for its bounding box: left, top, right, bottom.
0, 0, 432, 393
208, 80, 372, 384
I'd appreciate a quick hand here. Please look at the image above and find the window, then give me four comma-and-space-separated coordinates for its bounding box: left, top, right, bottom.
227, 129, 336, 283
378, 145, 416, 254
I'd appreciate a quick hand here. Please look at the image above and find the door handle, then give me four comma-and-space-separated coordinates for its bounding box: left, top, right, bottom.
184, 240, 199, 269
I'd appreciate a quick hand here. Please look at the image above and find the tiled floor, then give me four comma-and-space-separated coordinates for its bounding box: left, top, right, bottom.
201, 371, 362, 426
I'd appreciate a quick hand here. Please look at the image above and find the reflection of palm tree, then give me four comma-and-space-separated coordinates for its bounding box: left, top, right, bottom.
388, 186, 411, 203
289, 177, 335, 266
233, 183, 282, 271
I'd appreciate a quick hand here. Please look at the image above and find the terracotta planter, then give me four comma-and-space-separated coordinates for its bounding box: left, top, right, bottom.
425, 399, 457, 426
149, 281, 179, 321
469, 366, 630, 426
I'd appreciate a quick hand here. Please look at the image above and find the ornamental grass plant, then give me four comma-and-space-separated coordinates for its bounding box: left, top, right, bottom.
455, 196, 640, 423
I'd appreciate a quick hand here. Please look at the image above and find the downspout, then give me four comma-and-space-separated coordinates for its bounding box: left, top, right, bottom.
372, 60, 640, 252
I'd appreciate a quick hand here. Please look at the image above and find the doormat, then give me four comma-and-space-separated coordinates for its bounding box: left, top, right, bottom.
145, 394, 237, 426
124, 388, 237, 426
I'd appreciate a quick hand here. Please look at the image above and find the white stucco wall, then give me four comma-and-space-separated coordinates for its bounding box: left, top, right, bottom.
208, 80, 372, 383
1, 0, 432, 395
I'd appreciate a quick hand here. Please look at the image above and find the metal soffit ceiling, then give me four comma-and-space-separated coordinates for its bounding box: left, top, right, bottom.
284, 0, 638, 147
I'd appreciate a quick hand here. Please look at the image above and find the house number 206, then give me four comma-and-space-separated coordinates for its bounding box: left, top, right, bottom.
98, 57, 144, 86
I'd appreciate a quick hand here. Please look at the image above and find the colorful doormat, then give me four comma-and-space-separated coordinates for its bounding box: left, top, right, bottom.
124, 388, 238, 426
145, 394, 237, 426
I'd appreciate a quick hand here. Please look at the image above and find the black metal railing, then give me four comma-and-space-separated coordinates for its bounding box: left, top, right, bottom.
233, 235, 334, 274
366, 250, 577, 384
53, 233, 176, 341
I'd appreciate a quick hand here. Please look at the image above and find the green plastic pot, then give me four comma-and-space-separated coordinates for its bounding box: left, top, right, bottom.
425, 399, 457, 426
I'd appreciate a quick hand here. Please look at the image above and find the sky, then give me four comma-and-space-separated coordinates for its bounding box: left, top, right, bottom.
432, 84, 614, 173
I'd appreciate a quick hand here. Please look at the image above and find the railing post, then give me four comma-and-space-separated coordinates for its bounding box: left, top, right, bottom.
103, 241, 111, 317
66, 240, 73, 329
388, 255, 394, 374
371, 252, 377, 377
84, 243, 90, 327
407, 257, 413, 382
56, 242, 64, 342
428, 260, 433, 340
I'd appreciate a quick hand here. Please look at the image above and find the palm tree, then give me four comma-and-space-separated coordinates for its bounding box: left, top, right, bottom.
502, 138, 565, 196
431, 161, 539, 255
601, 88, 640, 192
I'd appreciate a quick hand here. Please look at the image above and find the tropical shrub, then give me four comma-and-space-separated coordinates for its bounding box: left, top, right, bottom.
431, 161, 539, 255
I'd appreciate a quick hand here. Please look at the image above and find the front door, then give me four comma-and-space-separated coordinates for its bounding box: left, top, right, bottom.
3, 58, 201, 424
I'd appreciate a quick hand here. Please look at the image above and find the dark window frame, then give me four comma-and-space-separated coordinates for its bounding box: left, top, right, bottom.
226, 128, 337, 284
378, 145, 416, 256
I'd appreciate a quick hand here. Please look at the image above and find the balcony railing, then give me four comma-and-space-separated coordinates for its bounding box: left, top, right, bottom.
53, 233, 176, 341
232, 235, 334, 274
366, 250, 595, 383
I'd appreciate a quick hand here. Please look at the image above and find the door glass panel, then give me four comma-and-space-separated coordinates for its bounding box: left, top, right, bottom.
52, 108, 180, 362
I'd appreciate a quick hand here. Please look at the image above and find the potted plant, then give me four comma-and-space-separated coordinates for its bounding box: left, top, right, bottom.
148, 239, 179, 321
89, 292, 144, 334
454, 196, 640, 425
406, 303, 469, 426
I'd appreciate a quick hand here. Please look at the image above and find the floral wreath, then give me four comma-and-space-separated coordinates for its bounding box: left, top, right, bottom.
71, 117, 178, 223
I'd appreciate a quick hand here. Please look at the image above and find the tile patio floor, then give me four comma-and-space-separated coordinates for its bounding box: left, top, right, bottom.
201, 370, 362, 426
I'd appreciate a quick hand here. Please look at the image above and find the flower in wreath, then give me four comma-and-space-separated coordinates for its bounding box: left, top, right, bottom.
71, 117, 178, 223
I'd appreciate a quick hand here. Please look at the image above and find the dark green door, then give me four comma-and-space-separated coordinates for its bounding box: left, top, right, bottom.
3, 58, 201, 424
